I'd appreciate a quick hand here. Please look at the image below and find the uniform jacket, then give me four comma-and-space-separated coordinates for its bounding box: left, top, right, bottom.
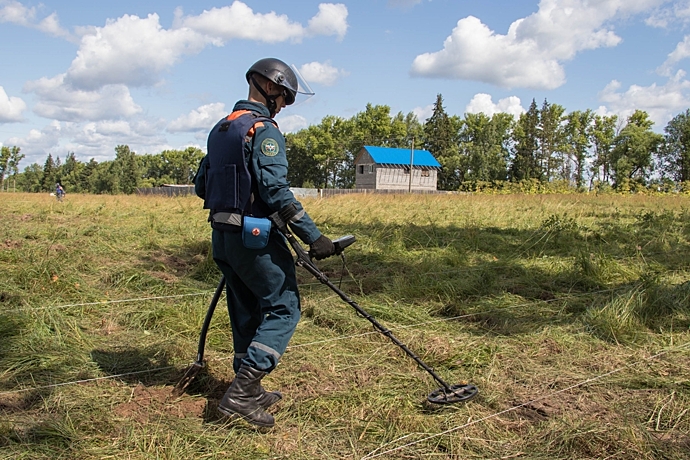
194, 100, 321, 245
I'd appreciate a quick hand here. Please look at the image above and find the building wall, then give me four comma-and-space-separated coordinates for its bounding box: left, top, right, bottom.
375, 167, 437, 191
355, 151, 377, 189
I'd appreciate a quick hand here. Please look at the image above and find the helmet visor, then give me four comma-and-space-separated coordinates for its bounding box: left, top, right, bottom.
286, 64, 315, 106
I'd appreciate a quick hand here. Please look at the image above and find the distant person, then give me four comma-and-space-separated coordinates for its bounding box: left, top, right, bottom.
193, 58, 336, 427
56, 183, 65, 202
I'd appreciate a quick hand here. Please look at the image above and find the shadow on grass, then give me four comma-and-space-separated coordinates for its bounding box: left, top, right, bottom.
90, 347, 179, 386
89, 346, 242, 424
0, 312, 26, 362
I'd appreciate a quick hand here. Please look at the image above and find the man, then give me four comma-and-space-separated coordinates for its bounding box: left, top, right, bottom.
56, 183, 65, 202
193, 58, 335, 427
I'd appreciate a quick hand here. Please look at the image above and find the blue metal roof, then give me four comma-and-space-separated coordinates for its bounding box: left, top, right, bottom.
363, 146, 441, 168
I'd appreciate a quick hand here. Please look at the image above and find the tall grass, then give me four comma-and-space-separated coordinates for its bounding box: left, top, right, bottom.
0, 192, 688, 459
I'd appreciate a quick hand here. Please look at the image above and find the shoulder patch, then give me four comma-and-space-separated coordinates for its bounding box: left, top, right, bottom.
261, 138, 279, 157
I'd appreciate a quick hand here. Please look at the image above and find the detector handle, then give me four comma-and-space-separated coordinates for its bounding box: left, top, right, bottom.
333, 235, 356, 255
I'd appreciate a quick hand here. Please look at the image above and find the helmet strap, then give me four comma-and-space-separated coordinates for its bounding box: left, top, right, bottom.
250, 75, 278, 117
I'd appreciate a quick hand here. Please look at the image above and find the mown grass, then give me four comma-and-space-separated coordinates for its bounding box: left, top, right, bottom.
0, 192, 688, 459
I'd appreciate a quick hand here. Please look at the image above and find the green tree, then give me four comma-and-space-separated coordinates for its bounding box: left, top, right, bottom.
402, 111, 424, 148
564, 110, 594, 189
139, 154, 170, 187
80, 158, 99, 193
538, 99, 567, 181
510, 99, 541, 181
114, 145, 140, 194
288, 116, 352, 188
90, 159, 119, 194
286, 126, 322, 188
423, 94, 462, 190
41, 154, 58, 192
0, 146, 11, 191
460, 112, 513, 182
610, 110, 664, 189
589, 114, 618, 184
7, 146, 25, 192
659, 109, 690, 183
18, 163, 43, 192
59, 152, 84, 193
158, 147, 205, 185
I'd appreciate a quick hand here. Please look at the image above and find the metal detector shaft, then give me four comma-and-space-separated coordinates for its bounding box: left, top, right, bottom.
194, 276, 225, 365
279, 229, 454, 392
172, 276, 225, 397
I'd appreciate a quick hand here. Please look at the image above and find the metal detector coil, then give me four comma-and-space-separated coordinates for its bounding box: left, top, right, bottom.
427, 384, 479, 405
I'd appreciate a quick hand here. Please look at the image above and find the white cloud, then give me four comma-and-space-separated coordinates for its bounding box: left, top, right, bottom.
0, 0, 32, 25
37, 12, 76, 41
0, 86, 27, 122
598, 70, 690, 127
465, 94, 525, 118
5, 122, 63, 164
66, 14, 208, 90
61, 3, 349, 91
411, 16, 565, 89
388, 0, 424, 8
24, 74, 142, 122
0, 0, 75, 41
298, 61, 348, 86
412, 104, 433, 123
646, 1, 690, 28
276, 114, 308, 133
658, 35, 690, 77
307, 3, 348, 41
69, 119, 168, 156
411, 0, 666, 89
176, 1, 348, 44
6, 118, 172, 164
167, 103, 227, 133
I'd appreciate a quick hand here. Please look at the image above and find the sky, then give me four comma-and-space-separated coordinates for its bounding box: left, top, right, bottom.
1, 0, 690, 167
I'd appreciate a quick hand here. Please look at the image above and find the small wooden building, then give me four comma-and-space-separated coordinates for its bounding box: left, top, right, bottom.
354, 145, 441, 191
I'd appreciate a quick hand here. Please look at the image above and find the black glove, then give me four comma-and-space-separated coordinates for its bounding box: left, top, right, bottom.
309, 234, 336, 260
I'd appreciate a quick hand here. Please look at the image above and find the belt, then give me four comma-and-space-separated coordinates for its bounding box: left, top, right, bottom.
212, 212, 242, 226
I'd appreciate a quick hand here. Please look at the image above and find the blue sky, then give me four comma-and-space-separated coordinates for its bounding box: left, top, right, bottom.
1, 0, 689, 166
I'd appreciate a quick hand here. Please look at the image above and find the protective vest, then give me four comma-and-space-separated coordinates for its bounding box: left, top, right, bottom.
203, 111, 272, 213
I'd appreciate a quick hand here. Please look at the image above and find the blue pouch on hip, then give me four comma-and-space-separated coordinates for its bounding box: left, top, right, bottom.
242, 216, 272, 249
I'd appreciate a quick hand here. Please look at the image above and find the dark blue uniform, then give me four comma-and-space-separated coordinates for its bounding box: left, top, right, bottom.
194, 100, 322, 373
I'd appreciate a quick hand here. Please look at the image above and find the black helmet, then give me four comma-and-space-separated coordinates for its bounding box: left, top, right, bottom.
246, 58, 298, 105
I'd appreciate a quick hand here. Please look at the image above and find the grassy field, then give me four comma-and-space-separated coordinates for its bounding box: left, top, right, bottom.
0, 191, 689, 459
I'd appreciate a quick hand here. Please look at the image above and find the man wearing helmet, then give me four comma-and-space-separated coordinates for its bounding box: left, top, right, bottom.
193, 58, 335, 427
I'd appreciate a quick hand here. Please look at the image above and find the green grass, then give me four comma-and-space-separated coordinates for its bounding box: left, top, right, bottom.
0, 192, 689, 459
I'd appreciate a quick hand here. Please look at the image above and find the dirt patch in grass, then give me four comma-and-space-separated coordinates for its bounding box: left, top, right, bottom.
505, 389, 614, 428
147, 251, 203, 272
113, 384, 206, 423
2, 240, 22, 250
0, 393, 27, 413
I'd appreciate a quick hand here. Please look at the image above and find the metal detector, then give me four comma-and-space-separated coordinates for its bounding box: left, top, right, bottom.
272, 221, 478, 405
174, 219, 478, 405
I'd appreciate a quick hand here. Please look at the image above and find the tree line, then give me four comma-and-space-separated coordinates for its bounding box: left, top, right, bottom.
3, 94, 690, 194
4, 145, 204, 194
285, 95, 689, 193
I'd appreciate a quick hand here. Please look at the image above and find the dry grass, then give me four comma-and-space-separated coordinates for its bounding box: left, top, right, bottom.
0, 191, 688, 459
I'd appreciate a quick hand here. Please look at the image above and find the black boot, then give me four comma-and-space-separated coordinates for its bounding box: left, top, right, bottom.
226, 379, 282, 409
256, 386, 282, 409
218, 364, 275, 427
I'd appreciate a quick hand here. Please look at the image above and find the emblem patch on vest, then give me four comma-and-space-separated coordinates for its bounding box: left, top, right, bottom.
261, 138, 279, 157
